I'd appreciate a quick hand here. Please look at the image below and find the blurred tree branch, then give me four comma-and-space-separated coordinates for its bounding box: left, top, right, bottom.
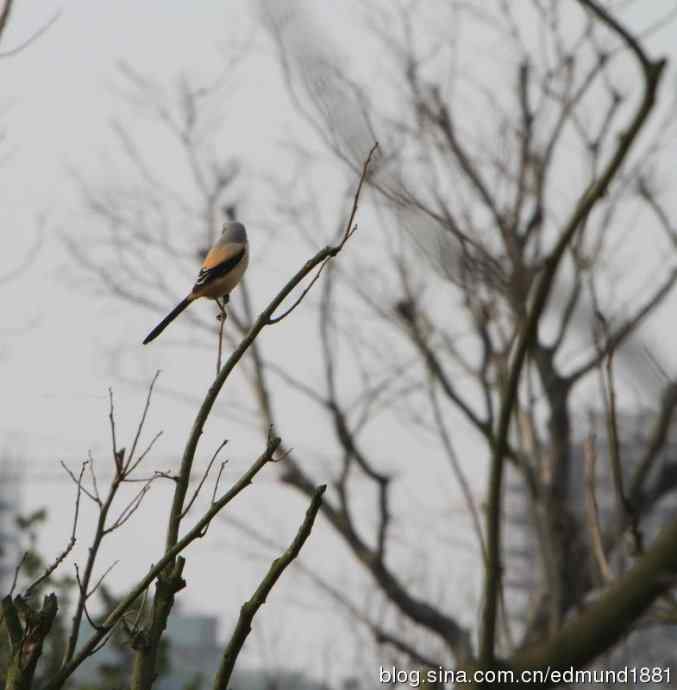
481, 0, 666, 662
213, 483, 326, 690
0, 0, 13, 44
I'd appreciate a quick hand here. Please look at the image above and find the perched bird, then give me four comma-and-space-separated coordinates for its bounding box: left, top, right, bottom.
142, 222, 249, 345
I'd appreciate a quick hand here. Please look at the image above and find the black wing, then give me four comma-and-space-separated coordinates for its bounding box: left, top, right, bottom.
192, 246, 246, 291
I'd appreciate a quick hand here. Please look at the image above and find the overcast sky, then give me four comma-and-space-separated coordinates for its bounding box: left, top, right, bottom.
2, 1, 677, 685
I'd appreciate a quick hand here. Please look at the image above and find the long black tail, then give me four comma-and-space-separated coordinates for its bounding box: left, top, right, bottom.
143, 296, 193, 345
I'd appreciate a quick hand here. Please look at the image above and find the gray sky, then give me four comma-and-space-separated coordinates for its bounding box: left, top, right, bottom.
2, 0, 677, 685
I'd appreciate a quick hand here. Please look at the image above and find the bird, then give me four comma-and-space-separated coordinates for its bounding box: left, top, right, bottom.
142, 222, 249, 345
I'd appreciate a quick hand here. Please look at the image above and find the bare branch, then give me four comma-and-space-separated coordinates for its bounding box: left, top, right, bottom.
24, 461, 86, 598
125, 370, 161, 473
181, 439, 228, 519
512, 513, 677, 675
0, 9, 60, 58
480, 6, 665, 661
596, 319, 643, 555
63, 374, 162, 666
212, 484, 326, 690
45, 434, 281, 690
267, 142, 378, 325
61, 460, 98, 504
583, 436, 613, 583
0, 0, 13, 46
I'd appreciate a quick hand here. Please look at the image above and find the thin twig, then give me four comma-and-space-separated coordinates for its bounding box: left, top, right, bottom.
81, 592, 103, 633
45, 434, 281, 690
267, 143, 378, 325
88, 561, 120, 599
108, 388, 119, 472
212, 461, 228, 504
212, 484, 326, 690
596, 314, 643, 555
88, 452, 102, 504
128, 430, 164, 475
105, 479, 154, 534
9, 552, 27, 598
61, 460, 98, 504
181, 439, 228, 519
25, 461, 86, 598
217, 299, 227, 374
125, 370, 161, 472
0, 8, 60, 58
583, 436, 613, 583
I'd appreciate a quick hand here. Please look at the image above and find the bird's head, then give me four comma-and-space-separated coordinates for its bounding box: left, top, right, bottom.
223, 221, 247, 244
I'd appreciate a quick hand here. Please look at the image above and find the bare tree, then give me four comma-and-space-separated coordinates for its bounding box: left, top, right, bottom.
255, 0, 677, 683
69, 0, 677, 687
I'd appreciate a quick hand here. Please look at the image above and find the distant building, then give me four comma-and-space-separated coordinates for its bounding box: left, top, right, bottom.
74, 609, 329, 690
